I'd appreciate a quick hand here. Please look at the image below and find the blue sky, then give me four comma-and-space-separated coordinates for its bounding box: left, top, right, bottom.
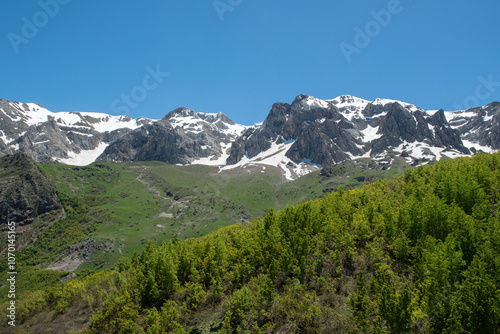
1, 0, 499, 125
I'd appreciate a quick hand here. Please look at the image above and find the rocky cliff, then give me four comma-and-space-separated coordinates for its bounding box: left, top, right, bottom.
0, 153, 62, 224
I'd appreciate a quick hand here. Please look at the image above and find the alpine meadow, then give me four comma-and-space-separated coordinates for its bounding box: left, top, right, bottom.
1, 151, 500, 333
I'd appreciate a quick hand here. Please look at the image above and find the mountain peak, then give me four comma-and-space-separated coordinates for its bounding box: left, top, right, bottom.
292, 94, 330, 110
163, 107, 198, 120
198, 111, 235, 125
330, 95, 369, 106
1, 95, 498, 181
293, 94, 311, 101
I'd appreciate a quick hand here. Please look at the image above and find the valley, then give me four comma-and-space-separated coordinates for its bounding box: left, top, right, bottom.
0, 93, 499, 333
1, 153, 401, 283
1, 151, 499, 333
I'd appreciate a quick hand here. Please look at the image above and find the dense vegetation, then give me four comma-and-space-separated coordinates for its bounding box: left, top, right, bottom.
0, 153, 399, 321
3, 152, 500, 333
3, 157, 397, 278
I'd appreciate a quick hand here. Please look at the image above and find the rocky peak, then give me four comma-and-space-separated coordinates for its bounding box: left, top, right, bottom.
485, 102, 500, 115
262, 103, 291, 135
292, 94, 312, 104
289, 95, 339, 128
163, 107, 198, 120
429, 109, 448, 128
198, 112, 231, 124
370, 104, 418, 154
378, 104, 418, 139
333, 95, 360, 105
292, 94, 331, 111
363, 101, 396, 118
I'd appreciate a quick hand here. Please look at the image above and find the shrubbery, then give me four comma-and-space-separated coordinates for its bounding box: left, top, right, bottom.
6, 152, 500, 333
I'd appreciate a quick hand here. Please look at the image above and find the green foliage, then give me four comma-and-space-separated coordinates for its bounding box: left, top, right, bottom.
7, 152, 500, 333
24, 157, 399, 276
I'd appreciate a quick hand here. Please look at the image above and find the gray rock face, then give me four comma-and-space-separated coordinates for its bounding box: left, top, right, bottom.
227, 95, 479, 169
428, 110, 469, 153
370, 104, 468, 155
226, 102, 293, 164
96, 121, 182, 163
97, 108, 244, 164
96, 119, 214, 165
227, 95, 364, 166
0, 100, 150, 163
0, 96, 499, 178
450, 102, 500, 150
14, 117, 102, 162
371, 103, 420, 154
198, 112, 237, 131
0, 153, 62, 223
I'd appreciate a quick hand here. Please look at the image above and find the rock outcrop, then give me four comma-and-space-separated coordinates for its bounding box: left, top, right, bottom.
0, 153, 62, 224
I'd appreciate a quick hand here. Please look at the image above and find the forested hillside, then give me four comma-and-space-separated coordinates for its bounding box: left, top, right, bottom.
3, 152, 500, 333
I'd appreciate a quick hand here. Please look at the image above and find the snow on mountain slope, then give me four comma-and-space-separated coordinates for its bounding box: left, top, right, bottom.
169, 112, 206, 135
0, 101, 150, 142
302, 95, 331, 110
1, 96, 498, 181
223, 94, 494, 180
445, 110, 478, 127
328, 95, 369, 121
198, 112, 248, 140
166, 109, 248, 140
58, 142, 110, 166
220, 138, 321, 181
444, 102, 500, 151
0, 99, 156, 164
191, 143, 233, 166
65, 112, 150, 132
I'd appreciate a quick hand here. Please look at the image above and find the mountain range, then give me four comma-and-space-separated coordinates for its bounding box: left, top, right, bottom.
0, 95, 498, 180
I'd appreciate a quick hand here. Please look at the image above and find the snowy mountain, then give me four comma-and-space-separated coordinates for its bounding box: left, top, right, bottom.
445, 102, 500, 152
0, 100, 247, 166
0, 95, 498, 181
95, 108, 249, 165
0, 99, 152, 164
223, 94, 495, 180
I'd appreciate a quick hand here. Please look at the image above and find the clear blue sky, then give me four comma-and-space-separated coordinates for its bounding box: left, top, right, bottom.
1, 0, 499, 125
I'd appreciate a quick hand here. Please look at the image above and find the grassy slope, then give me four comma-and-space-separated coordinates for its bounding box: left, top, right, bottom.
35, 159, 401, 274
0, 157, 402, 308
4, 152, 499, 333
0, 157, 402, 306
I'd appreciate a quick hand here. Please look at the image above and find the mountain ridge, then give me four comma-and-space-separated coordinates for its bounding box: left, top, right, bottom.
0, 95, 498, 180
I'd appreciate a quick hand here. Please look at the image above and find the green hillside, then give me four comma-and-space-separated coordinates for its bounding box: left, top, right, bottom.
0, 156, 400, 310
3, 152, 499, 333
27, 159, 400, 273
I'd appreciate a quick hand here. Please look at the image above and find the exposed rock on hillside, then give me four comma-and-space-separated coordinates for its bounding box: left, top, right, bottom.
0, 153, 62, 224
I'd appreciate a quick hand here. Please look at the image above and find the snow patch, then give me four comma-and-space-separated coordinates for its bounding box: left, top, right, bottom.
303, 96, 330, 109
462, 140, 495, 153
191, 143, 232, 166
58, 142, 109, 166
220, 140, 321, 181
328, 95, 369, 121
0, 131, 12, 145
445, 110, 479, 123
360, 125, 382, 142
